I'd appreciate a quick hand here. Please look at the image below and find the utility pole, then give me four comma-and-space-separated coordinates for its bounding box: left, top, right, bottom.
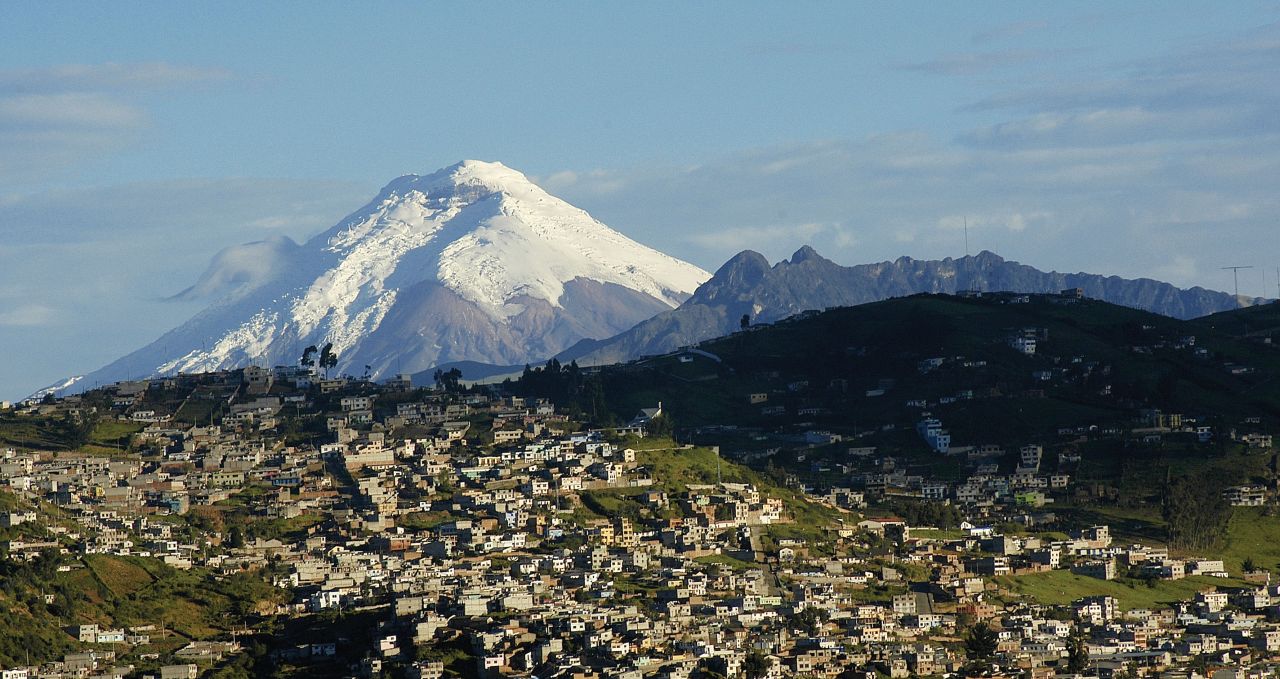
1222, 266, 1254, 306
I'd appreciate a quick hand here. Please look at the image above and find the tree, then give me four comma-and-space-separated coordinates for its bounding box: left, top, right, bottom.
318, 342, 337, 378
1156, 370, 1179, 403
742, 649, 770, 679
1066, 625, 1089, 673
434, 367, 463, 393
740, 314, 750, 331
699, 656, 729, 679
791, 607, 829, 635
583, 377, 607, 422
227, 526, 245, 549
964, 622, 999, 674
1162, 474, 1232, 550
645, 413, 673, 439
59, 410, 97, 449
300, 345, 318, 369
1243, 556, 1256, 573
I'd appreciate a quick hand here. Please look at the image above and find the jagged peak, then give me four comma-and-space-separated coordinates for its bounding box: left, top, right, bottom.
788, 244, 832, 266
969, 250, 1005, 265
714, 250, 771, 278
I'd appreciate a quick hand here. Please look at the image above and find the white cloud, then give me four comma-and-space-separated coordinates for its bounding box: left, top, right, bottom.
937, 212, 1052, 234
536, 168, 626, 196
540, 170, 578, 190
0, 177, 374, 400
685, 222, 832, 251
547, 21, 1280, 289
1152, 255, 1200, 283
962, 106, 1268, 149
0, 177, 370, 246
0, 303, 56, 327
0, 92, 145, 129
170, 235, 302, 302
0, 62, 232, 182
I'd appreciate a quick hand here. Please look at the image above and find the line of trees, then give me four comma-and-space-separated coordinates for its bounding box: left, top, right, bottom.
505, 358, 614, 424
300, 343, 339, 377
1162, 474, 1232, 551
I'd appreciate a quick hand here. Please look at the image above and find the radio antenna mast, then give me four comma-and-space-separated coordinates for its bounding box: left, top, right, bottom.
964, 217, 970, 258
1222, 266, 1254, 306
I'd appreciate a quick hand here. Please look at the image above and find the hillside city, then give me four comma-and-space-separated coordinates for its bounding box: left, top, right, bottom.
8, 3, 1280, 679
2, 293, 1280, 679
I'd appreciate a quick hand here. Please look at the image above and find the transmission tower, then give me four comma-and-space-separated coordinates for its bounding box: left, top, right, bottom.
1222, 266, 1254, 306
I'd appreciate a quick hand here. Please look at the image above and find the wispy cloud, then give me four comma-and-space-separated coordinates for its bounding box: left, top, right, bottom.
960, 105, 1272, 149
0, 62, 232, 182
552, 21, 1280, 293
0, 92, 146, 129
937, 212, 1052, 234
965, 22, 1280, 118
0, 177, 374, 400
169, 235, 303, 302
0, 177, 371, 247
0, 303, 56, 327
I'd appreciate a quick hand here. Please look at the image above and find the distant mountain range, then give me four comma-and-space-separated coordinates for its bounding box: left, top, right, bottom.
561, 246, 1267, 367
47, 160, 1268, 397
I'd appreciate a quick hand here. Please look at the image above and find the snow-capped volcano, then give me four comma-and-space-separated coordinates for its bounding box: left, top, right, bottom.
81, 160, 710, 386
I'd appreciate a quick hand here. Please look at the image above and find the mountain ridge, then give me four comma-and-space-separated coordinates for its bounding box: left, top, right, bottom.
562, 246, 1267, 367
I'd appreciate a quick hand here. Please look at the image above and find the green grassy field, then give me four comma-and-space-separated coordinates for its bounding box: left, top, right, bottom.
174, 397, 221, 425
1054, 504, 1280, 578
995, 571, 1249, 610
88, 420, 144, 447
0, 551, 285, 667
85, 554, 156, 598
636, 442, 768, 493
1220, 507, 1280, 574
0, 412, 77, 449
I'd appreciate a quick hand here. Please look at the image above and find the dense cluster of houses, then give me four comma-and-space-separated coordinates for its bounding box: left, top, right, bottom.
1, 361, 1279, 679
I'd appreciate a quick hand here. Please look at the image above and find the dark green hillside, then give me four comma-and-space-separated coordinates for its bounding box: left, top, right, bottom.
1194, 300, 1280, 339
566, 293, 1280, 432
502, 292, 1280, 554
510, 292, 1280, 501
0, 550, 283, 670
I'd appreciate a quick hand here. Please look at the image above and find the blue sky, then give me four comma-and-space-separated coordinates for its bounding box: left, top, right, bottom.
2, 2, 1279, 399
